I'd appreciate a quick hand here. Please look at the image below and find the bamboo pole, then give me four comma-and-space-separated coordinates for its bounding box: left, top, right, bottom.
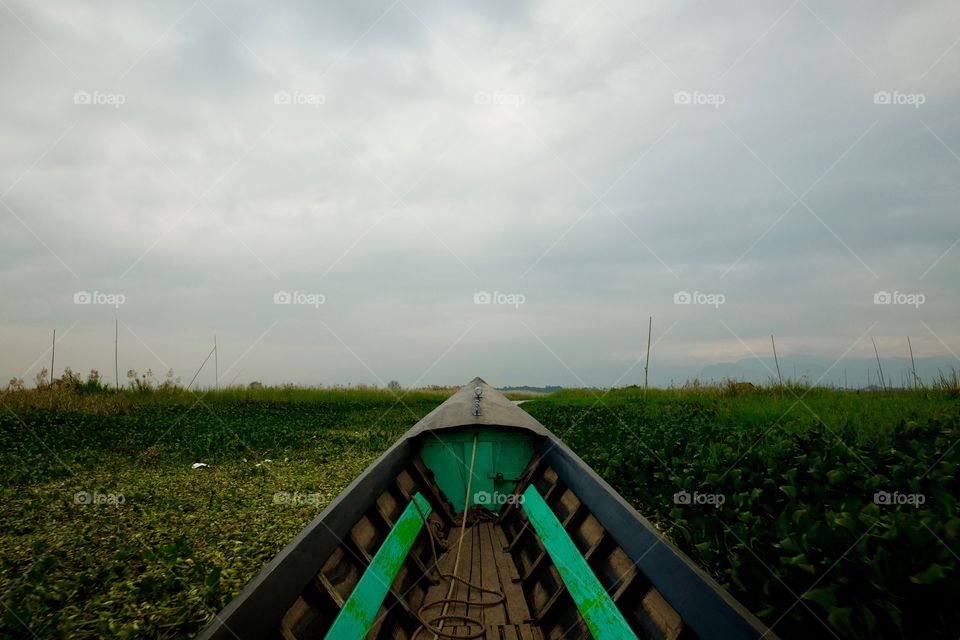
115, 319, 119, 389
907, 336, 918, 388
771, 335, 783, 386
188, 345, 217, 390
644, 316, 652, 394
872, 337, 886, 391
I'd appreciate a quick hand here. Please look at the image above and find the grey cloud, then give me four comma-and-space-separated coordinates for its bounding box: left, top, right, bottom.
1, 0, 958, 388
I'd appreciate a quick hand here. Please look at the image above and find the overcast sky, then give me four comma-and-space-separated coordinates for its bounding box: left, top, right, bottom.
1, 0, 958, 388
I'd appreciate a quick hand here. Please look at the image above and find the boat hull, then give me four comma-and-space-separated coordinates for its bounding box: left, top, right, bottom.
199, 380, 772, 640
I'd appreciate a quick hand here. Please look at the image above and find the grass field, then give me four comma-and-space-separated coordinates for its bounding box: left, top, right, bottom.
0, 382, 957, 638
525, 385, 959, 639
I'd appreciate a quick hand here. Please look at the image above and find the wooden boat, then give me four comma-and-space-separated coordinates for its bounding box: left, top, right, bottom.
199, 378, 771, 640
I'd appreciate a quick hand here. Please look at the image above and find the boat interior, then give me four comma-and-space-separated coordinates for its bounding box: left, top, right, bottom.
277, 427, 691, 640
198, 379, 769, 640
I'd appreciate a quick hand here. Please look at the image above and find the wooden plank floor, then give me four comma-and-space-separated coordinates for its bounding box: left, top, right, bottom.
419, 522, 542, 640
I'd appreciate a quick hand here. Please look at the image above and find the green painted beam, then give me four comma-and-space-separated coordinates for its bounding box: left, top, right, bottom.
521, 485, 636, 639
324, 493, 432, 640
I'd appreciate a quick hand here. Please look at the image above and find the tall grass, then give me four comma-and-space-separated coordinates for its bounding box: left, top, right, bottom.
1, 373, 456, 416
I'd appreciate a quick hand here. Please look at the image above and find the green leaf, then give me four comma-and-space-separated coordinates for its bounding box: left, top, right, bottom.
833, 511, 857, 532
858, 604, 877, 634
782, 553, 813, 573
205, 566, 222, 589
802, 587, 836, 609
827, 607, 854, 636
779, 485, 797, 500
909, 563, 945, 584
944, 517, 960, 538
826, 469, 845, 485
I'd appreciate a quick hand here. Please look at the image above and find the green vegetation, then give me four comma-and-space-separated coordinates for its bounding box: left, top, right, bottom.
523, 384, 960, 639
0, 384, 448, 639
1, 380, 957, 638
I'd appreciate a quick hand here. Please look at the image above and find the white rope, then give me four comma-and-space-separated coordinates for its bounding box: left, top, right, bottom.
436, 433, 479, 638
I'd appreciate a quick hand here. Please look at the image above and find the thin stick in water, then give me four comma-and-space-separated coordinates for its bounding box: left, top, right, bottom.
644, 316, 652, 394
907, 336, 918, 388
115, 318, 119, 389
188, 345, 217, 390
872, 337, 886, 391
771, 334, 782, 386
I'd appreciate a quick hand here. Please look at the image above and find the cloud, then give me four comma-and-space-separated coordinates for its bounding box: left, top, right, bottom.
1, 0, 958, 388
